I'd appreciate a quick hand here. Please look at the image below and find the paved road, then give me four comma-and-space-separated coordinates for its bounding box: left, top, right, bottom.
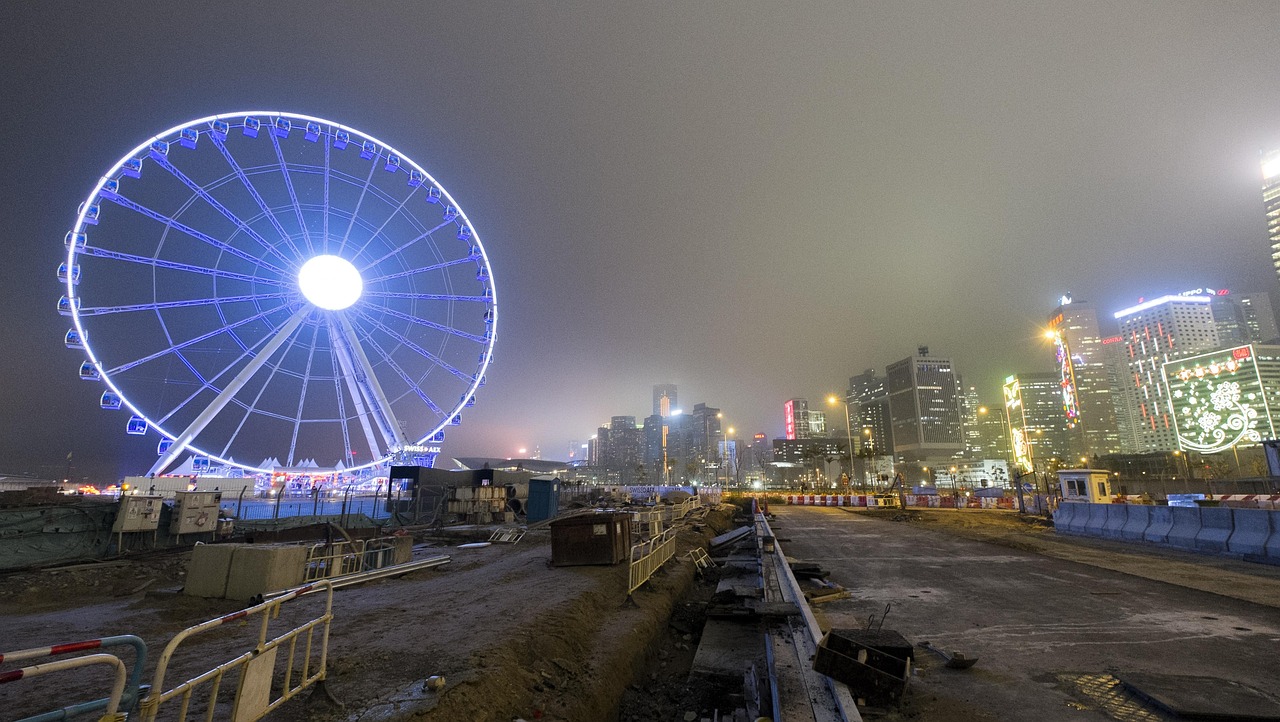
772, 506, 1280, 721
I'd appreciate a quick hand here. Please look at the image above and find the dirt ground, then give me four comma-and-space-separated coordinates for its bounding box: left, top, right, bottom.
0, 506, 738, 722
6, 503, 1278, 722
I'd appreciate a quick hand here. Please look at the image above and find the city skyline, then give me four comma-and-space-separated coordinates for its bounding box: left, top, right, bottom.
3, 2, 1280, 478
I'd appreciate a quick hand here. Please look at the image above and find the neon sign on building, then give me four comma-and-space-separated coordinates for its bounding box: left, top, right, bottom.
1162, 345, 1275, 454
783, 399, 796, 440
1051, 333, 1081, 429
1003, 375, 1034, 473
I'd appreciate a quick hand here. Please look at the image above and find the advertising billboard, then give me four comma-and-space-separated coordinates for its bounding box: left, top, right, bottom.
1163, 345, 1275, 454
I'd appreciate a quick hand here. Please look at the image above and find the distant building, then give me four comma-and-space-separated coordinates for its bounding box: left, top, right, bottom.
848, 369, 894, 457
1263, 150, 1280, 285
885, 347, 964, 463
783, 399, 824, 440
1114, 295, 1221, 452
652, 384, 678, 417
1013, 371, 1076, 465
1048, 296, 1122, 455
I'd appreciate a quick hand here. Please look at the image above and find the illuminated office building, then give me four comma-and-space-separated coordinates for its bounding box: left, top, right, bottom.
1265, 150, 1280, 284
1048, 296, 1122, 455
885, 347, 964, 462
1114, 295, 1221, 452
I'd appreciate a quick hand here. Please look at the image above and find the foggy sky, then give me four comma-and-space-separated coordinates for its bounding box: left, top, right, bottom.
3, 2, 1279, 479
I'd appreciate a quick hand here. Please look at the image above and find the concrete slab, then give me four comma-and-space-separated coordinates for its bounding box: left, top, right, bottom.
1117, 672, 1280, 720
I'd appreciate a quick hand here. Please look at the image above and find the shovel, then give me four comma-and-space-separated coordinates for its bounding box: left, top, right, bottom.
918, 640, 978, 670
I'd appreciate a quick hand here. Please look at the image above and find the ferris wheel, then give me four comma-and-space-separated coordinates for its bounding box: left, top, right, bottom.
59, 112, 497, 475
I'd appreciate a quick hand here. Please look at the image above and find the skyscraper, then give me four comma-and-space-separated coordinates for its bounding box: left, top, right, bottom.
848, 369, 893, 457
1264, 150, 1280, 284
1048, 296, 1122, 455
1114, 295, 1221, 452
1013, 371, 1076, 464
652, 384, 678, 417
885, 347, 964, 462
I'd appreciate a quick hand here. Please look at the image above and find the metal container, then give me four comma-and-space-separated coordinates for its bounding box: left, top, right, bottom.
549, 511, 630, 566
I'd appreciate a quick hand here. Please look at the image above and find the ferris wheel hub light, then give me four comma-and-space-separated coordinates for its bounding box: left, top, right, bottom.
299, 255, 362, 310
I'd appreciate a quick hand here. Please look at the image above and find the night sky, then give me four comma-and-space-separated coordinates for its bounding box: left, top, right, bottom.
3, 2, 1279, 480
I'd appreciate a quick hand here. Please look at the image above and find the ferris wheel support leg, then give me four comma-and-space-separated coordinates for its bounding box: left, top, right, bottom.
148, 307, 310, 476
332, 313, 410, 452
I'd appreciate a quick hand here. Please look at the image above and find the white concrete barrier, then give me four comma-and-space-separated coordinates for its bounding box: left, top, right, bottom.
1120, 505, 1151, 540
1195, 507, 1233, 554
1227, 509, 1273, 557
1102, 504, 1128, 539
1166, 506, 1202, 550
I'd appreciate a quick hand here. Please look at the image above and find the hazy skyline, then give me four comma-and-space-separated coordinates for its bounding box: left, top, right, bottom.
3, 2, 1279, 479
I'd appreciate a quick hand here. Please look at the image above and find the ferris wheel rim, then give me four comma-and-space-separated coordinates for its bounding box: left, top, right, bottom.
65, 111, 498, 474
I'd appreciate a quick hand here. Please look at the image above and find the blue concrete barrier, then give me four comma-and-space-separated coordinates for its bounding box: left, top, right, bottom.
1085, 503, 1109, 536
1227, 509, 1273, 557
1053, 502, 1080, 534
1266, 513, 1280, 560
1120, 504, 1151, 541
1144, 506, 1173, 543
1195, 507, 1234, 553
1102, 504, 1128, 539
1166, 506, 1202, 549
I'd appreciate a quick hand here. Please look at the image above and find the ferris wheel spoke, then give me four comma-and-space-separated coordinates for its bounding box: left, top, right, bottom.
284, 323, 321, 467
106, 304, 295, 376
375, 304, 490, 344
148, 151, 299, 270
357, 328, 447, 418
268, 131, 317, 259
323, 138, 332, 254
351, 308, 476, 385
363, 291, 492, 303
359, 219, 456, 271
336, 159, 381, 257
328, 343, 356, 467
218, 322, 308, 462
329, 320, 389, 460
330, 314, 410, 451
78, 245, 287, 286
148, 306, 310, 475
365, 256, 475, 285
79, 292, 289, 317
98, 190, 290, 276
348, 187, 420, 260
208, 134, 306, 261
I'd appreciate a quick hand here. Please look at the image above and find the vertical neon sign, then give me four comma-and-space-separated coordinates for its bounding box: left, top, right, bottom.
784, 399, 796, 440
1003, 375, 1034, 473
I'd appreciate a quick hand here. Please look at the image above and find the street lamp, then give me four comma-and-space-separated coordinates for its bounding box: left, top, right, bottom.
828, 394, 856, 492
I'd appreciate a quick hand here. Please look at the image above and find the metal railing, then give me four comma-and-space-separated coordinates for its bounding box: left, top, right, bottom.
302, 536, 399, 581
1, 635, 146, 722
632, 508, 665, 539
137, 580, 334, 722
627, 528, 677, 596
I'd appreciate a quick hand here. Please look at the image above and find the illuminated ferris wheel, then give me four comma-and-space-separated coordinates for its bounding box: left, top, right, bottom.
59, 112, 497, 475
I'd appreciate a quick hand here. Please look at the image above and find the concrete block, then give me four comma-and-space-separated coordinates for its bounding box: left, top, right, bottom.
1085, 503, 1109, 537
1195, 507, 1233, 553
184, 543, 241, 598
1166, 506, 1202, 550
1227, 509, 1273, 557
1120, 504, 1151, 541
224, 544, 308, 601
1102, 504, 1128, 539
1053, 503, 1079, 535
392, 535, 413, 565
1144, 506, 1173, 544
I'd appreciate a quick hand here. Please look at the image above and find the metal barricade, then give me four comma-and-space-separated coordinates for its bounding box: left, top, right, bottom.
1, 635, 145, 722
632, 508, 665, 539
303, 536, 399, 581
627, 528, 677, 597
137, 580, 334, 722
